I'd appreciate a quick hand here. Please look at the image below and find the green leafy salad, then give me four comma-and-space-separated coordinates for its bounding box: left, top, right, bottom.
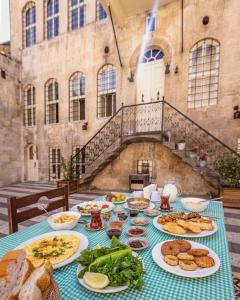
77, 237, 144, 289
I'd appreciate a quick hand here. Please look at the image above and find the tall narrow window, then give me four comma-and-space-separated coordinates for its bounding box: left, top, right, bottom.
146, 13, 156, 32
69, 0, 86, 31
96, 0, 107, 21
188, 39, 220, 108
45, 79, 59, 124
69, 72, 86, 121
97, 64, 116, 118
72, 146, 85, 176
24, 85, 36, 127
49, 147, 61, 180
45, 0, 59, 39
237, 139, 240, 154
23, 2, 36, 48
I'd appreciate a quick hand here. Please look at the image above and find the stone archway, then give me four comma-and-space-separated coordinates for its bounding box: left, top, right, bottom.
129, 37, 173, 73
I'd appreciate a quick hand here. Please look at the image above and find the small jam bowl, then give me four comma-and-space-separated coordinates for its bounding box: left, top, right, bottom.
48, 211, 81, 230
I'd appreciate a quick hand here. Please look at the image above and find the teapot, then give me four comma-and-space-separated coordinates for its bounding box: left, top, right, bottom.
162, 180, 181, 202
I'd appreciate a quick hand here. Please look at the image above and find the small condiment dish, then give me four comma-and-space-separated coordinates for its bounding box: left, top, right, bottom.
126, 237, 149, 251
126, 226, 146, 237
131, 217, 149, 226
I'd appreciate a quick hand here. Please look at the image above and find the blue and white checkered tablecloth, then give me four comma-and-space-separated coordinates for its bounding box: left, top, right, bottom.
0, 198, 235, 300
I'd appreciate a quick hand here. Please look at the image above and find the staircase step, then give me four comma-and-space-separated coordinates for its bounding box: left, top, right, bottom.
163, 141, 175, 150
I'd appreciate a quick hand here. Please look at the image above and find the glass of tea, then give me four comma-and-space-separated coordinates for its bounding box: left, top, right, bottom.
90, 209, 103, 230
160, 194, 170, 211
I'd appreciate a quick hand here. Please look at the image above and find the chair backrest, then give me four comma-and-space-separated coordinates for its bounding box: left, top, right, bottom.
7, 186, 69, 234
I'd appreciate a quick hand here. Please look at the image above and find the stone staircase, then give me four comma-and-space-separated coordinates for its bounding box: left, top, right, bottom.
72, 100, 239, 189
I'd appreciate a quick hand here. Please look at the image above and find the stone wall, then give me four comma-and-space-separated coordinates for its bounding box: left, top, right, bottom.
9, 0, 240, 182
0, 54, 22, 186
91, 142, 216, 195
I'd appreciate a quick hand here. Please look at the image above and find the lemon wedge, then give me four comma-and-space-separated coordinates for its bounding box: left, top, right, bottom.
83, 272, 109, 289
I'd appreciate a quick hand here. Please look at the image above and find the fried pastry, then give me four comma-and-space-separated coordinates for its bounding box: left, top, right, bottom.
195, 256, 215, 268
161, 241, 180, 256
177, 253, 195, 261
176, 220, 201, 234
163, 222, 187, 234
174, 240, 192, 252
179, 260, 198, 271
164, 255, 179, 266
188, 249, 209, 257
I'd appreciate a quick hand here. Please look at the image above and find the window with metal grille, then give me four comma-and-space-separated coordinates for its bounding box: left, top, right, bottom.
45, 79, 59, 124
23, 2, 36, 48
24, 85, 36, 127
137, 160, 153, 178
45, 0, 59, 40
97, 64, 116, 118
69, 0, 86, 31
146, 13, 156, 32
237, 139, 240, 154
69, 72, 85, 121
72, 146, 85, 176
96, 0, 107, 21
188, 39, 220, 108
49, 147, 61, 180
140, 48, 164, 64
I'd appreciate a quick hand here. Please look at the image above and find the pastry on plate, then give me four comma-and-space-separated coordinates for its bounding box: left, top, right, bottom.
163, 222, 187, 234
176, 220, 201, 234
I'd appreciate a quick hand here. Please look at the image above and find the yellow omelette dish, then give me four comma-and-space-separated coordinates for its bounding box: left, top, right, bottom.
23, 235, 80, 267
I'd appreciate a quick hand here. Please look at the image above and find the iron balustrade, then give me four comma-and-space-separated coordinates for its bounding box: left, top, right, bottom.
71, 100, 239, 182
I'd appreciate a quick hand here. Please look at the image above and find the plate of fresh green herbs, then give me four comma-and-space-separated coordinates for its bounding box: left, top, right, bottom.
76, 237, 144, 293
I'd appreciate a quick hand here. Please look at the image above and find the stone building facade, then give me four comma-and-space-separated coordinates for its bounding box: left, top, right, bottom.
0, 54, 22, 186
4, 0, 240, 192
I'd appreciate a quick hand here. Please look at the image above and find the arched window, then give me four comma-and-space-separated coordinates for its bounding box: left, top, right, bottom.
45, 79, 59, 124
45, 0, 59, 39
23, 2, 36, 48
96, 0, 107, 21
140, 48, 164, 63
24, 85, 36, 126
188, 38, 220, 108
69, 0, 86, 31
69, 72, 86, 121
97, 64, 116, 118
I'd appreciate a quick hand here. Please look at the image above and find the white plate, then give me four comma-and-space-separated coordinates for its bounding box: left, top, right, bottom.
71, 201, 115, 216
16, 231, 88, 269
152, 240, 220, 278
152, 216, 218, 238
76, 252, 139, 294
123, 202, 155, 211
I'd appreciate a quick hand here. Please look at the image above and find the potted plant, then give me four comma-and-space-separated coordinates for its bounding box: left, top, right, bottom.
215, 154, 240, 208
198, 150, 208, 167
189, 144, 199, 159
176, 139, 186, 151
57, 156, 78, 194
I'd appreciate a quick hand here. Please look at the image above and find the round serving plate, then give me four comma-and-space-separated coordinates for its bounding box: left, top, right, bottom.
71, 201, 115, 216
152, 240, 220, 278
152, 216, 218, 238
123, 202, 155, 212
16, 231, 89, 269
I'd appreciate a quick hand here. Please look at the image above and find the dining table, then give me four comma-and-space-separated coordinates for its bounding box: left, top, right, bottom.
0, 195, 235, 300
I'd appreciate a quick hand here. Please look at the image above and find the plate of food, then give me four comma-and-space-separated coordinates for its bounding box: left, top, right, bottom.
71, 201, 114, 216
76, 237, 144, 293
153, 212, 217, 238
48, 211, 81, 230
0, 249, 60, 300
123, 199, 154, 211
152, 239, 220, 278
105, 193, 127, 204
15, 231, 88, 269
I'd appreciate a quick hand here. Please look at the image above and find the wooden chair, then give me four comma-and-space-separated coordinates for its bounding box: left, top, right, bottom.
7, 186, 69, 234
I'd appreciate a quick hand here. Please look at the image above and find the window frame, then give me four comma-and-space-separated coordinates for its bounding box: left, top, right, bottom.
188, 38, 220, 109
45, 79, 59, 125
22, 2, 36, 48
72, 145, 85, 177
69, 0, 86, 31
97, 64, 117, 118
49, 147, 61, 180
69, 72, 86, 122
45, 0, 59, 40
96, 0, 107, 21
24, 84, 36, 127
146, 12, 156, 33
